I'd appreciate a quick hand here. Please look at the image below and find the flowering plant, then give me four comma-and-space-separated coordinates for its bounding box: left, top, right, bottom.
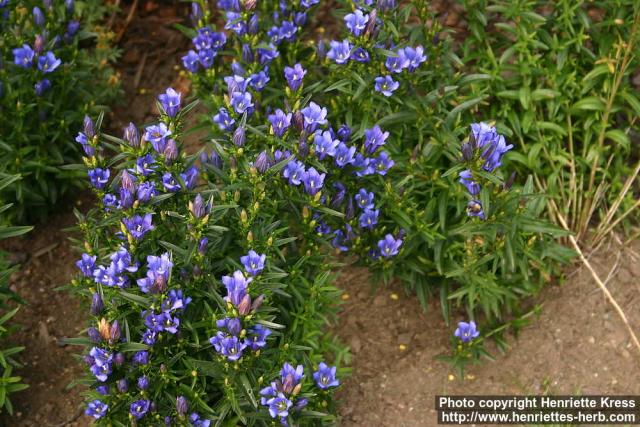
0, 174, 32, 414
68, 91, 343, 425
0, 0, 120, 221
179, 0, 573, 325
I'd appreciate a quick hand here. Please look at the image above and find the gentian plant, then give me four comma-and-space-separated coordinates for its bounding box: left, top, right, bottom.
68, 90, 343, 425
0, 0, 120, 221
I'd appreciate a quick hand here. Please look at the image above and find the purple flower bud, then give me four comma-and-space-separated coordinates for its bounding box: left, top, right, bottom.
164, 138, 178, 163
83, 116, 95, 139
250, 294, 264, 312
364, 8, 377, 38
90, 293, 104, 315
243, 0, 256, 10
137, 376, 149, 390
34, 35, 46, 53
176, 396, 189, 416
114, 352, 125, 366
233, 126, 246, 147
121, 170, 135, 192
248, 14, 259, 35
43, 0, 52, 9
190, 2, 202, 21
34, 78, 51, 96
190, 194, 206, 219
109, 320, 121, 342
292, 111, 304, 132
88, 327, 101, 343
123, 122, 139, 147
255, 151, 269, 173
298, 138, 309, 158
504, 171, 516, 191
117, 378, 128, 393
33, 6, 45, 26
461, 142, 473, 162
345, 197, 355, 220
198, 237, 208, 255
65, 0, 74, 12
237, 294, 251, 315
242, 44, 254, 63
337, 124, 351, 142
317, 39, 326, 60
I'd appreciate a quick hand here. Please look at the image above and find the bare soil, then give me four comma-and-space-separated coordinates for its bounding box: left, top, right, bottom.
335, 240, 640, 426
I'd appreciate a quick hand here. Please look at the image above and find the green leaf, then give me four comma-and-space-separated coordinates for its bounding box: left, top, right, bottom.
571, 97, 605, 112
605, 129, 630, 148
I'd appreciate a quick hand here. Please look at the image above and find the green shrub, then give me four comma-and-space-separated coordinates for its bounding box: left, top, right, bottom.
0, 0, 120, 221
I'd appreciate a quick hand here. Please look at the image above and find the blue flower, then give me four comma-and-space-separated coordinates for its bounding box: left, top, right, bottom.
284, 63, 306, 91
280, 363, 304, 393
162, 289, 192, 312
257, 43, 279, 64
364, 125, 389, 154
470, 122, 513, 171
283, 160, 306, 186
249, 70, 270, 91
213, 107, 236, 132
137, 253, 172, 293
246, 324, 272, 351
217, 0, 240, 12
344, 9, 368, 36
137, 375, 149, 390
180, 166, 199, 190
225, 11, 246, 35
144, 123, 171, 151
182, 50, 200, 72
454, 320, 480, 343
359, 209, 379, 229
300, 0, 319, 7
373, 151, 394, 175
85, 400, 108, 419
134, 154, 155, 176
313, 362, 340, 389
34, 78, 51, 96
129, 399, 151, 420
13, 44, 35, 68
385, 52, 409, 73
302, 167, 326, 196
219, 335, 247, 361
137, 181, 157, 203
279, 20, 298, 42
198, 48, 217, 68
189, 413, 211, 427
159, 87, 181, 117
458, 170, 480, 195
374, 75, 399, 97
132, 350, 149, 365
355, 189, 375, 210
268, 109, 292, 137
230, 91, 254, 115
313, 130, 339, 160
401, 46, 427, 72
240, 250, 266, 276
334, 142, 356, 167
266, 394, 292, 419
37, 51, 62, 73
76, 253, 96, 277
123, 213, 154, 240
378, 234, 402, 257
301, 102, 328, 131
88, 168, 110, 189
162, 173, 181, 192
466, 200, 485, 219
351, 47, 370, 63
327, 40, 352, 64
222, 270, 252, 306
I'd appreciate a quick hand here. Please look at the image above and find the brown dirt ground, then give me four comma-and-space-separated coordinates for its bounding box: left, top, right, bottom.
1, 2, 639, 427
335, 239, 640, 426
